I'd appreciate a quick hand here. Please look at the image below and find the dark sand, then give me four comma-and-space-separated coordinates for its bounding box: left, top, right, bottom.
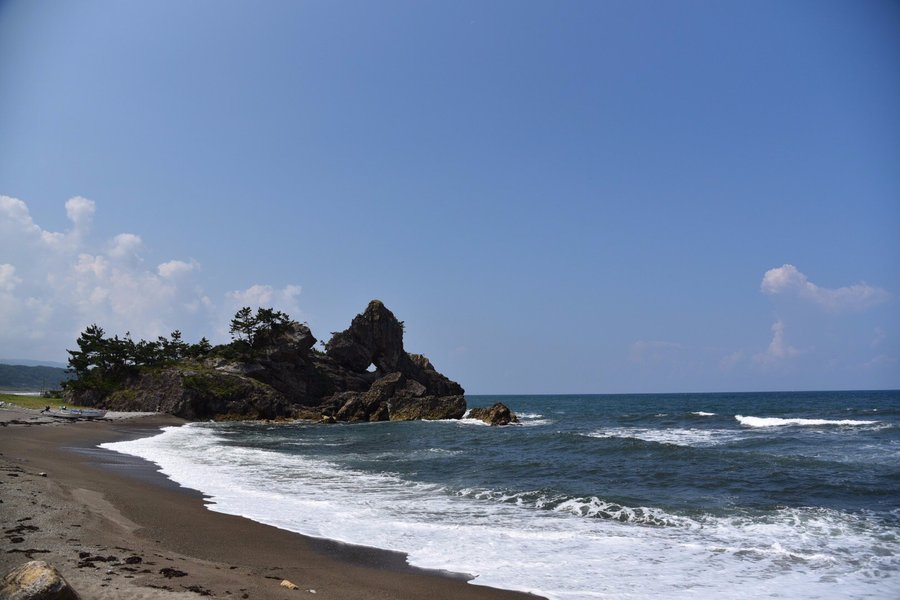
0, 409, 543, 599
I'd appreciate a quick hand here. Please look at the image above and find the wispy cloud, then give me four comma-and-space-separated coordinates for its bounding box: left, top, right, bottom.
753, 319, 800, 365
761, 264, 888, 312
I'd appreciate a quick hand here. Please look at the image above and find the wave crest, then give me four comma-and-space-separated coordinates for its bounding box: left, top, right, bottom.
455, 488, 692, 527
735, 415, 879, 428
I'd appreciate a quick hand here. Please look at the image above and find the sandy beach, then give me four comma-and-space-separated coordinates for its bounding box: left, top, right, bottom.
0, 407, 542, 600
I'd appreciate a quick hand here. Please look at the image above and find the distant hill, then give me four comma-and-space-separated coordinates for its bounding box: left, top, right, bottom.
0, 363, 71, 391
0, 358, 68, 368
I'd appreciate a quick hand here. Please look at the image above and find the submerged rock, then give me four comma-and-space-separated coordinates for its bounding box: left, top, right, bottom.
0, 560, 80, 600
468, 402, 518, 426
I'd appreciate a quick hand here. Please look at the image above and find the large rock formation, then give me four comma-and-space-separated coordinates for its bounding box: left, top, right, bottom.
318, 301, 465, 422
66, 300, 466, 423
0, 561, 79, 600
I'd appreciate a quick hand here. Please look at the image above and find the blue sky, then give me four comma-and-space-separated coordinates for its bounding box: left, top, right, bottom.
1, 0, 898, 393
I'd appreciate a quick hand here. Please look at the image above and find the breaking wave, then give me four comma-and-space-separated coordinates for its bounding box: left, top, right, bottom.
454, 488, 694, 527
735, 415, 880, 428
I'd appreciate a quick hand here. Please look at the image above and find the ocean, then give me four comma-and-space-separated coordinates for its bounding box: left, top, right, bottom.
101, 391, 900, 599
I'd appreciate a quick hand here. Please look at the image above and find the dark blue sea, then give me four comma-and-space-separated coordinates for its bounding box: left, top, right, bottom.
104, 390, 900, 599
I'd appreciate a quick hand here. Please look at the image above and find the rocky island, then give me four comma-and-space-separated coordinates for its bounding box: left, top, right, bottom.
64, 300, 469, 423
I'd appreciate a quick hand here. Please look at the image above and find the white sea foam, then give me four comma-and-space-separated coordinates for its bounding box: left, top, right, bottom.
519, 419, 552, 427
102, 424, 900, 600
735, 415, 879, 428
585, 427, 745, 447
456, 417, 490, 426
514, 412, 553, 426
690, 411, 716, 416
517, 412, 543, 419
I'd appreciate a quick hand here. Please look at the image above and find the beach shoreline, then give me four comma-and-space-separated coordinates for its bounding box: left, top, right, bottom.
0, 408, 543, 600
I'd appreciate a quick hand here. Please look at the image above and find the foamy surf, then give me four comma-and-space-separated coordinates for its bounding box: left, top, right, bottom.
100, 391, 900, 600
584, 427, 744, 447
735, 415, 879, 428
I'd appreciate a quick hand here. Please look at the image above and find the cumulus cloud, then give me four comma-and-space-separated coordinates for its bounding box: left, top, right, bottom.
0, 195, 303, 360
65, 196, 95, 230
108, 233, 143, 260
761, 264, 888, 312
753, 320, 800, 365
1, 196, 38, 229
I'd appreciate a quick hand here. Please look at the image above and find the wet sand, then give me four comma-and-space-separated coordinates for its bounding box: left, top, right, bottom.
0, 408, 543, 599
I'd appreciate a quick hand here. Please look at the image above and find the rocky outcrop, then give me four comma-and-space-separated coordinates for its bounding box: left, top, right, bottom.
468, 402, 518, 426
0, 561, 79, 600
319, 301, 465, 421
67, 300, 466, 423
322, 371, 466, 422
215, 321, 336, 405
389, 394, 466, 421
103, 368, 291, 420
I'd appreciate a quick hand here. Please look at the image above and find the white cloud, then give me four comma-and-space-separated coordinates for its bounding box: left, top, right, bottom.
1, 196, 40, 231
761, 264, 888, 312
753, 319, 800, 365
108, 233, 143, 260
158, 259, 197, 279
0, 264, 21, 292
0, 195, 301, 359
65, 196, 95, 229
75, 254, 109, 278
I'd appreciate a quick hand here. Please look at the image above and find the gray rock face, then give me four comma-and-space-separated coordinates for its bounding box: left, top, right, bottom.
0, 561, 79, 600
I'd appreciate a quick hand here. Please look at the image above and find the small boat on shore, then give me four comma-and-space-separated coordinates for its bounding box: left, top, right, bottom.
47, 408, 108, 420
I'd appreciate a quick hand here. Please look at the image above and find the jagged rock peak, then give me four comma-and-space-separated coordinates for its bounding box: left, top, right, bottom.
325, 300, 407, 373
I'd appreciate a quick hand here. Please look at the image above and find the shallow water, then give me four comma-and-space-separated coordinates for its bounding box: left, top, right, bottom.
103, 390, 900, 599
